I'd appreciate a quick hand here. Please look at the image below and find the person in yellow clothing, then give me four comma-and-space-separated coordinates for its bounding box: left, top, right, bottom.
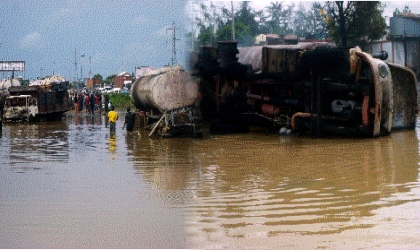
107, 106, 118, 132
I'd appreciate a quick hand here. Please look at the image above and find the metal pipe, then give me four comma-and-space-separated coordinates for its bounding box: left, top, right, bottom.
291, 112, 348, 131
246, 93, 271, 102
149, 112, 167, 137
371, 51, 388, 60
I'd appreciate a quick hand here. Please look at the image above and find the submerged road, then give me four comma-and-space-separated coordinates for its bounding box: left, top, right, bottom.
0, 111, 419, 249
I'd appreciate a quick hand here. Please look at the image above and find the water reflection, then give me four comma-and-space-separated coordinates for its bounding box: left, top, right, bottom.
0, 112, 419, 248
126, 130, 201, 197
125, 127, 420, 245
2, 121, 70, 168
108, 132, 117, 154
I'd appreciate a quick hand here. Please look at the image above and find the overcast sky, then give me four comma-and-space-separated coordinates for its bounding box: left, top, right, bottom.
2, 0, 420, 81
248, 1, 420, 17
1, 0, 188, 80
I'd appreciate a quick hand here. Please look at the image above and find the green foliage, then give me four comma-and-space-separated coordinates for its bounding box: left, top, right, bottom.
324, 1, 387, 47
92, 74, 104, 86
293, 2, 329, 40
105, 74, 117, 85
108, 93, 134, 108
264, 1, 294, 35
235, 2, 260, 37
394, 5, 411, 15
216, 22, 253, 46
92, 74, 103, 81
196, 28, 217, 46
192, 1, 328, 47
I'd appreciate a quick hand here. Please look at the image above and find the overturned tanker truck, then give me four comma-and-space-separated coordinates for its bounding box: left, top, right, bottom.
130, 66, 203, 137
194, 41, 417, 137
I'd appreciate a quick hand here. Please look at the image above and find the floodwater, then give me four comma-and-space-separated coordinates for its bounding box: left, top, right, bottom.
1, 111, 420, 249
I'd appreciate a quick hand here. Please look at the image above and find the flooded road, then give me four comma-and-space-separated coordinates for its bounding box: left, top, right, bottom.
1, 111, 420, 249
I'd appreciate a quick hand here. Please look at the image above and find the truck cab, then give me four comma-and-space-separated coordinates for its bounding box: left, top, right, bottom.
3, 95, 38, 121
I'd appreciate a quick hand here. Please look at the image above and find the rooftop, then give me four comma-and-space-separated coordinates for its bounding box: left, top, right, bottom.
395, 12, 420, 20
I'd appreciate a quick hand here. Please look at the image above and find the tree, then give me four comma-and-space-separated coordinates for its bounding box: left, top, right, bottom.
92, 73, 103, 86
92, 74, 103, 81
196, 27, 217, 46
194, 2, 222, 46
292, 4, 309, 38
215, 2, 259, 46
216, 22, 253, 46
308, 2, 330, 39
104, 74, 116, 86
234, 2, 259, 38
394, 5, 411, 15
287, 2, 329, 40
349, 2, 387, 43
193, 2, 262, 47
254, 9, 269, 34
264, 1, 294, 35
324, 1, 387, 47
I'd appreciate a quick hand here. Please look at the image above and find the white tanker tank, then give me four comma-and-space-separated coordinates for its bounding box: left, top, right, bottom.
130, 66, 203, 137
130, 66, 199, 112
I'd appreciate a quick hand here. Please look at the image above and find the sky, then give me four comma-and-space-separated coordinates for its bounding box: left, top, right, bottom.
247, 1, 420, 18
1, 0, 189, 81
2, 0, 420, 81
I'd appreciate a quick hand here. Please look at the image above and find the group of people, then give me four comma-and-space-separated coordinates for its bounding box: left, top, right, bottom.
70, 91, 108, 115
70, 90, 134, 133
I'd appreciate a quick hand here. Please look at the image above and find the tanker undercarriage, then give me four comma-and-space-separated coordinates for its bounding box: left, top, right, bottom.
220, 76, 375, 137
147, 106, 203, 138
197, 42, 417, 137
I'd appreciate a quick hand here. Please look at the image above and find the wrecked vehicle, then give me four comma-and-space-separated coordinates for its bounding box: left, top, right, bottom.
194, 41, 417, 137
3, 95, 38, 121
130, 66, 203, 137
2, 76, 70, 122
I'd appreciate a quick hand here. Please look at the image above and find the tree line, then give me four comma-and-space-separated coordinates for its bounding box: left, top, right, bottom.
189, 1, 393, 48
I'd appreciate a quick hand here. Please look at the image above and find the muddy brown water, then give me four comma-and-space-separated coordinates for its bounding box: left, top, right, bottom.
1, 111, 420, 249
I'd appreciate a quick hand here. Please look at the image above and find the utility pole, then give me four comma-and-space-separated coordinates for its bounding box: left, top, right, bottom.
74, 49, 78, 83
231, 1, 235, 41
80, 54, 85, 80
167, 21, 180, 66
89, 56, 92, 79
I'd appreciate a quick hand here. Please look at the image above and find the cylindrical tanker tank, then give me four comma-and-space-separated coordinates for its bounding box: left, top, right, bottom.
0, 78, 21, 89
130, 66, 199, 112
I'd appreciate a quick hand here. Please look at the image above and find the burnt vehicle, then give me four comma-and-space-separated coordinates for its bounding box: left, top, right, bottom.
3, 95, 38, 121
193, 41, 417, 137
2, 76, 70, 122
130, 66, 203, 137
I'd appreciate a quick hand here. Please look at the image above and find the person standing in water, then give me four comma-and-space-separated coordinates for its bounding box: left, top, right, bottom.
122, 107, 135, 132
90, 93, 95, 115
104, 93, 109, 114
73, 94, 79, 114
107, 106, 118, 132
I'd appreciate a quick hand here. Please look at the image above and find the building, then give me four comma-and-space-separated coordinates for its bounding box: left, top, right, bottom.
254, 34, 281, 45
361, 12, 420, 76
390, 12, 420, 37
114, 71, 133, 89
85, 78, 101, 89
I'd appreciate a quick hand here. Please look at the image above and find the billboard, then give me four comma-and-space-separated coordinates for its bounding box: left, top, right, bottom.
0, 61, 25, 71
